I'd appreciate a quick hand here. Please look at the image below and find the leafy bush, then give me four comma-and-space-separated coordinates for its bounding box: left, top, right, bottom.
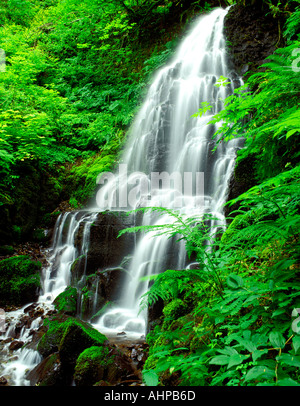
0, 255, 41, 307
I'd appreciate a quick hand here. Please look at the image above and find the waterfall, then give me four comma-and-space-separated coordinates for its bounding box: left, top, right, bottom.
93, 8, 243, 339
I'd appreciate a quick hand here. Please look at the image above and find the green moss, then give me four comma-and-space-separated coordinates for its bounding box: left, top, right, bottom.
53, 286, 78, 315
37, 316, 108, 367
73, 346, 111, 386
0, 255, 41, 307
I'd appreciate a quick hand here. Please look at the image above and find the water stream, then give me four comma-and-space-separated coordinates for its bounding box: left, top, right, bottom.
0, 7, 242, 385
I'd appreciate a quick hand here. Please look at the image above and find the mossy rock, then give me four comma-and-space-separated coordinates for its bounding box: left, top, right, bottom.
0, 255, 41, 307
37, 316, 108, 368
73, 346, 112, 386
74, 344, 138, 386
53, 286, 78, 316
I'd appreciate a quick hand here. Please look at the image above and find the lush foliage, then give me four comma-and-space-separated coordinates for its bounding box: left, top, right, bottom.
0, 0, 181, 237
1, 0, 299, 388
0, 255, 41, 306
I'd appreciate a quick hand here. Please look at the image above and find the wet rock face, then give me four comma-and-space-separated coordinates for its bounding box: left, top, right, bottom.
224, 3, 282, 77
72, 211, 136, 281
70, 211, 137, 320
87, 212, 136, 271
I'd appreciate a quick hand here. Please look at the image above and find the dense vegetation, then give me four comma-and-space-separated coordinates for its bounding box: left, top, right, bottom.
0, 0, 299, 388
0, 0, 194, 244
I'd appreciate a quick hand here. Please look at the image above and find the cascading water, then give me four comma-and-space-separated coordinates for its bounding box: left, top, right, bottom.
93, 8, 243, 339
0, 7, 243, 385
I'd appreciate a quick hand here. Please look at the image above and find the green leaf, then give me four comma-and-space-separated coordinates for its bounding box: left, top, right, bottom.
252, 349, 268, 362
269, 331, 286, 349
218, 346, 238, 356
292, 335, 300, 354
215, 75, 230, 87
276, 378, 300, 386
227, 353, 249, 369
143, 370, 159, 386
276, 353, 300, 368
286, 129, 298, 139
244, 366, 275, 382
215, 316, 225, 324
209, 355, 230, 366
271, 308, 286, 318
226, 274, 244, 290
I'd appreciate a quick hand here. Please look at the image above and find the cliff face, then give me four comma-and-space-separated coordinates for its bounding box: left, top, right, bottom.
224, 3, 282, 77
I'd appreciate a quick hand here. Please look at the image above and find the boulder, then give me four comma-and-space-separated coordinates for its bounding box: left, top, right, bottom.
27, 352, 68, 386
73, 345, 139, 386
53, 286, 78, 316
9, 340, 24, 351
37, 316, 108, 368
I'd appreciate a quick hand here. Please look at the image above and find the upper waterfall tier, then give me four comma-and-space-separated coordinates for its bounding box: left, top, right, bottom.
95, 8, 242, 214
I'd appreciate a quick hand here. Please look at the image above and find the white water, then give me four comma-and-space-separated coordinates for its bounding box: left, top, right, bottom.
0, 7, 243, 384
94, 8, 243, 339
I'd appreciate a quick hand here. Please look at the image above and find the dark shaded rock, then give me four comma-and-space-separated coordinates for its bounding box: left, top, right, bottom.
0, 245, 15, 256
9, 340, 24, 351
147, 297, 164, 334
72, 211, 136, 279
0, 205, 14, 245
24, 303, 38, 314
77, 268, 126, 321
0, 376, 7, 385
224, 3, 283, 78
26, 352, 68, 386
14, 316, 32, 338
224, 153, 257, 220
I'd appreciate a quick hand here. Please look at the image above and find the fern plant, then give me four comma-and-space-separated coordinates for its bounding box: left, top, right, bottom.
119, 207, 228, 300
140, 164, 300, 386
